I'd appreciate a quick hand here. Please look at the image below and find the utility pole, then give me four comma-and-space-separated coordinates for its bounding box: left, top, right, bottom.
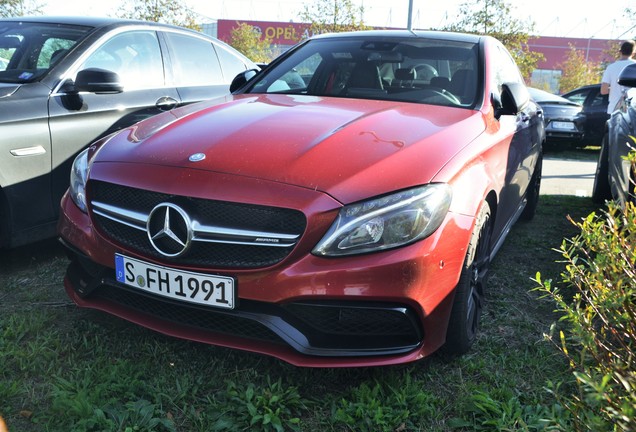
407, 0, 414, 30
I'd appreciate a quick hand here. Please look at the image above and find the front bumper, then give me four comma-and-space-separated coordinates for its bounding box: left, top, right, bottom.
58, 189, 473, 367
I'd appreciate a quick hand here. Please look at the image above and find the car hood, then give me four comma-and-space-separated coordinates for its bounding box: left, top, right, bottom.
94, 94, 484, 204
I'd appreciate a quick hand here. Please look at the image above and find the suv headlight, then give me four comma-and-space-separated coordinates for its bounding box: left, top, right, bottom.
313, 184, 452, 257
69, 148, 90, 212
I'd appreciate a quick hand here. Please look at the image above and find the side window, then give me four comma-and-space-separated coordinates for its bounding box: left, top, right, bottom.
214, 45, 248, 81
0, 36, 20, 71
80, 31, 164, 90
164, 33, 224, 87
590, 91, 608, 108
564, 89, 587, 105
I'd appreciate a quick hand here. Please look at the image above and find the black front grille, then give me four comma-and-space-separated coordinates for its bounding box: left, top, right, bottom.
94, 281, 422, 355
283, 302, 419, 336
97, 285, 285, 343
89, 181, 307, 268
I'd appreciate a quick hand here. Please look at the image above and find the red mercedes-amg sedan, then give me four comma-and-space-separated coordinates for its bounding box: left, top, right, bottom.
58, 30, 544, 367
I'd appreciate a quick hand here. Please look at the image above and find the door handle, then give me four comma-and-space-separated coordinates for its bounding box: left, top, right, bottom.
155, 96, 178, 111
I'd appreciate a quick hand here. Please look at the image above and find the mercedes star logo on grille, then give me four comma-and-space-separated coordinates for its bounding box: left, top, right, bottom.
147, 203, 193, 257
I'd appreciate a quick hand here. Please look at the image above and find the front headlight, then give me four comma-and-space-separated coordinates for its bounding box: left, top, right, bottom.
69, 148, 90, 212
313, 184, 452, 257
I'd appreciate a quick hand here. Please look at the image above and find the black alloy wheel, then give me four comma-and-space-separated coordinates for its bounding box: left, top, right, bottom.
520, 152, 542, 221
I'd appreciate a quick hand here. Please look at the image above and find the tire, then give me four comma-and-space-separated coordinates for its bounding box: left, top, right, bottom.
520, 153, 542, 221
592, 134, 612, 203
444, 201, 492, 355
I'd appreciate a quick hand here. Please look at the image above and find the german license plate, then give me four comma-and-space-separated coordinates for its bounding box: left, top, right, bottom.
551, 121, 575, 130
115, 254, 235, 309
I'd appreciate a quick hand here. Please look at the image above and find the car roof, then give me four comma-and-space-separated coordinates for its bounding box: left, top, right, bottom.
0, 15, 184, 31
562, 84, 601, 94
528, 87, 580, 105
310, 29, 484, 44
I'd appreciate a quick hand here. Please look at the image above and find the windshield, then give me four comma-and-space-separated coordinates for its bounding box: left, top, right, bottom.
248, 36, 479, 108
0, 21, 92, 83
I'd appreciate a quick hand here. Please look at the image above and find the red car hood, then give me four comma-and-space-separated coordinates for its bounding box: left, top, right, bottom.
95, 94, 485, 204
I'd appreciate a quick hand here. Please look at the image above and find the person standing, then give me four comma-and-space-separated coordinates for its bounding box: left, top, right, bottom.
600, 39, 636, 114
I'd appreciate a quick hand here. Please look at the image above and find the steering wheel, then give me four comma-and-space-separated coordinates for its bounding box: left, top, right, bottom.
413, 64, 438, 81
425, 87, 462, 105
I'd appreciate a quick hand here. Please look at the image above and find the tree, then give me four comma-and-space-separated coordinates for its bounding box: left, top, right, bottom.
116, 0, 201, 31
229, 23, 274, 64
0, 0, 43, 17
443, 0, 543, 80
557, 44, 603, 93
299, 0, 370, 37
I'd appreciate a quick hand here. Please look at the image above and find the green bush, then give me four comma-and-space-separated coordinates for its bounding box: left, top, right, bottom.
536, 193, 636, 430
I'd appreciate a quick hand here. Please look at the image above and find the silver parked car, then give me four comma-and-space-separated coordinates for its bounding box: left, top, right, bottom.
0, 17, 257, 248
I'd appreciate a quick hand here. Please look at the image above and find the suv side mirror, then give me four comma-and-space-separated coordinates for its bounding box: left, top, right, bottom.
618, 63, 636, 88
74, 68, 123, 94
230, 69, 259, 93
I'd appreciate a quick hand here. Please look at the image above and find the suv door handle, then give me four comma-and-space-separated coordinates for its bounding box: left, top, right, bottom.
155, 96, 178, 111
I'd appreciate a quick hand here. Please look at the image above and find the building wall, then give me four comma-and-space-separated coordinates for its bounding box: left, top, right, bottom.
527, 36, 616, 92
529, 36, 615, 69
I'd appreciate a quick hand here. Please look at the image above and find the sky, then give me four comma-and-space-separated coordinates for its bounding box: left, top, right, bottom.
41, 0, 636, 40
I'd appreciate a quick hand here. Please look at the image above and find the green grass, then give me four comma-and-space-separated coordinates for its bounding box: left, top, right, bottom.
0, 194, 599, 431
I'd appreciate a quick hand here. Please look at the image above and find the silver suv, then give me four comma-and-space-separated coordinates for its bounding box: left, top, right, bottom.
0, 17, 256, 248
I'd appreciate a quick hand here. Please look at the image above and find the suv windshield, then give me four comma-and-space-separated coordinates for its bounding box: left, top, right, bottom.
249, 36, 479, 108
0, 21, 92, 83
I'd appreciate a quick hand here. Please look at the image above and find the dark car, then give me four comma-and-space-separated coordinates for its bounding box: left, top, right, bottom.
58, 30, 544, 367
562, 84, 609, 146
592, 63, 636, 206
0, 17, 257, 248
528, 87, 584, 147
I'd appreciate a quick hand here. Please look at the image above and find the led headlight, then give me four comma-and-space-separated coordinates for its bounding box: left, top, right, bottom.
69, 148, 90, 212
313, 184, 452, 257
68, 133, 116, 212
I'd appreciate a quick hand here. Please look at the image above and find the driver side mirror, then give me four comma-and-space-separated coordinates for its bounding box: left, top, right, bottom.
230, 69, 259, 93
618, 63, 636, 88
494, 82, 530, 118
70, 68, 123, 94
